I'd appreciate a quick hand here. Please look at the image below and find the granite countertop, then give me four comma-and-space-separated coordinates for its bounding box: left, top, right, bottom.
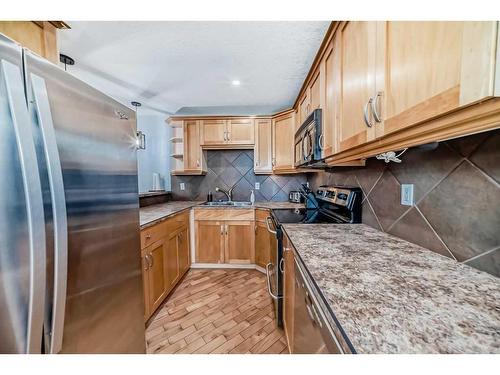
140, 201, 203, 228
140, 200, 304, 228
282, 223, 500, 353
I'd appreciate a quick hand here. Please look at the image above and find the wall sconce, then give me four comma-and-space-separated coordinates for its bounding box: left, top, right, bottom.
132, 101, 145, 150
136, 131, 146, 150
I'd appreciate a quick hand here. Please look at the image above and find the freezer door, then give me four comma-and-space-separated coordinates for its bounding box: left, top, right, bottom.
0, 35, 46, 353
24, 50, 145, 353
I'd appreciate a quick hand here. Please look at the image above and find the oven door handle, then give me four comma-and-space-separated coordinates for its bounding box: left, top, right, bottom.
265, 263, 281, 300
265, 216, 277, 235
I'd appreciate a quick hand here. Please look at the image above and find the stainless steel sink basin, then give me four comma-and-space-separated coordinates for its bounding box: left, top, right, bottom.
201, 201, 253, 207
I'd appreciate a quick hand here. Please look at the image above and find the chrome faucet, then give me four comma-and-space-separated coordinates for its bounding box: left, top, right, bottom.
215, 186, 234, 202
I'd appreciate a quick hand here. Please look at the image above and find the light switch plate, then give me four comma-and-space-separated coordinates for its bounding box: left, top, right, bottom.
401, 184, 414, 206
180, 182, 185, 191
255, 182, 260, 190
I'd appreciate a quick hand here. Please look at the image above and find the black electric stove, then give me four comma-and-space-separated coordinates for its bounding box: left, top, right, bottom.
265, 185, 362, 328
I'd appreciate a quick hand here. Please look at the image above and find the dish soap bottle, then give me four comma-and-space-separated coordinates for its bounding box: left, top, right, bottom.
250, 189, 255, 205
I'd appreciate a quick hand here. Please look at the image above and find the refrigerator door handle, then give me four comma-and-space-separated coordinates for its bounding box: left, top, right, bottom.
1, 59, 46, 353
30, 73, 68, 354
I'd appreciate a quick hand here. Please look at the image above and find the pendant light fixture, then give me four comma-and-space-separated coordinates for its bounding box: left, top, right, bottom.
132, 101, 146, 150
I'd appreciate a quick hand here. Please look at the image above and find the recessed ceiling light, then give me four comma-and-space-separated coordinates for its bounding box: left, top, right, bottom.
231, 80, 241, 86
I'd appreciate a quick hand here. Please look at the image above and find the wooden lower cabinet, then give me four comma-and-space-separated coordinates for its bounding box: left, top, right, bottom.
144, 238, 169, 315
255, 219, 272, 269
195, 220, 225, 263
225, 221, 255, 264
195, 219, 254, 264
178, 226, 190, 275
283, 237, 295, 353
141, 212, 191, 320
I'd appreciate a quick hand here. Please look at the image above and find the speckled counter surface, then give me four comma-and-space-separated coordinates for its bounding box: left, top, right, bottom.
140, 201, 203, 228
282, 223, 500, 353
140, 201, 304, 228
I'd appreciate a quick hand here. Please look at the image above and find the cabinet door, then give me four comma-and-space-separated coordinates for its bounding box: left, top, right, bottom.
201, 119, 227, 145
339, 21, 377, 152
272, 113, 295, 171
254, 118, 273, 174
146, 238, 168, 313
165, 231, 180, 293
380, 21, 498, 137
299, 93, 310, 124
283, 241, 295, 352
178, 226, 190, 276
184, 120, 203, 171
309, 71, 321, 113
141, 249, 151, 320
322, 36, 341, 158
224, 221, 255, 264
255, 220, 271, 268
195, 220, 224, 263
227, 118, 254, 145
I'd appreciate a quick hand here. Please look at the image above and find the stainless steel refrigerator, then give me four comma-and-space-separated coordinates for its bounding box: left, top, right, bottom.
0, 34, 146, 353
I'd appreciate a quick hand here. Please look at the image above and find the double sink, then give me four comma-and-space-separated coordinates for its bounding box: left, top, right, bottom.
201, 201, 253, 207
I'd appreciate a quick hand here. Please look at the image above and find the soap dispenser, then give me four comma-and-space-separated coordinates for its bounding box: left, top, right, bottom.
250, 189, 255, 205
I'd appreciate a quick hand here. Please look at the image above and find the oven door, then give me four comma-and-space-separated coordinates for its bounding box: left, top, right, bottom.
265, 215, 283, 327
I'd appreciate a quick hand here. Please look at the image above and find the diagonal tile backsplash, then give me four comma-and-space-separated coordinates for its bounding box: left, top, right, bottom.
171, 150, 307, 202
308, 128, 500, 278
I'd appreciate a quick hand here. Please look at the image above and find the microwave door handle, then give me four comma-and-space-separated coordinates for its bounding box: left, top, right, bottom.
30, 74, 68, 354
2, 60, 46, 353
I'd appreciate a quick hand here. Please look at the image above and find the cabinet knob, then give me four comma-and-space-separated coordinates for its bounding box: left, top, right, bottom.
146, 234, 151, 239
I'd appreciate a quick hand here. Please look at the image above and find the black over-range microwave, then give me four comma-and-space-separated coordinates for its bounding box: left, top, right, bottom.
294, 109, 325, 168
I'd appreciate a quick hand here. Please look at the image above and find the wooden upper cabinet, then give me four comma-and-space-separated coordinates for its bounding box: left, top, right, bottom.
338, 21, 378, 152
224, 221, 254, 264
200, 119, 227, 145
184, 120, 204, 171
299, 93, 310, 124
378, 21, 499, 137
309, 71, 321, 113
227, 118, 254, 145
272, 112, 295, 171
254, 118, 273, 174
0, 21, 59, 64
322, 36, 341, 158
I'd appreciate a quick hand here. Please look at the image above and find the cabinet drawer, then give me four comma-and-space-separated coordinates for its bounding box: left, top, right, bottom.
194, 208, 255, 221
165, 210, 189, 232
194, 208, 227, 221
140, 221, 166, 249
255, 209, 270, 222
225, 209, 254, 221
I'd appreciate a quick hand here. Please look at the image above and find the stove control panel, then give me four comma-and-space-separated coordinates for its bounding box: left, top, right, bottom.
316, 186, 360, 208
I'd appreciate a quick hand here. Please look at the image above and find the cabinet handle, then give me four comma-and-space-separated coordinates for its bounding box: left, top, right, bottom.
220, 224, 224, 235
226, 132, 230, 141
225, 224, 228, 235
363, 97, 374, 128
148, 254, 154, 268
196, 159, 200, 167
144, 256, 149, 270
371, 92, 383, 123
279, 257, 285, 274
146, 234, 151, 239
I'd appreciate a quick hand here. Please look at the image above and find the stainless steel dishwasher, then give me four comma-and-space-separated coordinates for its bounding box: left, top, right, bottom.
293, 258, 344, 354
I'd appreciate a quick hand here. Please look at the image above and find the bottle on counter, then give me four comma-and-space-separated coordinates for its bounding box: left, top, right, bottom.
250, 189, 255, 205
207, 191, 213, 202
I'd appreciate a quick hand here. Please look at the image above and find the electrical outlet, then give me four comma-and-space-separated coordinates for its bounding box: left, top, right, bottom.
255, 182, 260, 190
180, 182, 185, 191
401, 184, 414, 206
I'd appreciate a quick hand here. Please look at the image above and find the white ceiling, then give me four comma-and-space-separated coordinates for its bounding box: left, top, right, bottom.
58, 21, 330, 115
